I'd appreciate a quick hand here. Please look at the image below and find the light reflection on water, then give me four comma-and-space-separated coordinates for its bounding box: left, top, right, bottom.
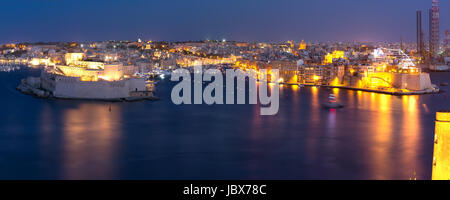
61, 104, 122, 179
277, 86, 431, 179
0, 69, 448, 180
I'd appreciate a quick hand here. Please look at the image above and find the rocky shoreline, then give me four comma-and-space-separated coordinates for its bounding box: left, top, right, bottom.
16, 77, 51, 98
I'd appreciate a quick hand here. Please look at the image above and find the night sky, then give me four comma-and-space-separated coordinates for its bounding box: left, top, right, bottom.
1, 0, 449, 43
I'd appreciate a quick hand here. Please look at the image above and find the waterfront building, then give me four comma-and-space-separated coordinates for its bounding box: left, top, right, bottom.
298, 64, 344, 85
18, 53, 153, 100
296, 48, 436, 93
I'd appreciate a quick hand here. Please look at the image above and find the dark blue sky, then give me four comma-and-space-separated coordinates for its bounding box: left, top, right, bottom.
1, 0, 448, 43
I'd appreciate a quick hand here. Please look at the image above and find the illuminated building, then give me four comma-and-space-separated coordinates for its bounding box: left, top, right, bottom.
30, 58, 52, 66
103, 53, 119, 63
269, 60, 298, 84
55, 61, 123, 82
298, 47, 435, 93
298, 64, 344, 85
176, 55, 239, 67
65, 53, 84, 65
432, 111, 450, 180
324, 50, 345, 64
33, 53, 152, 100
286, 41, 294, 49
298, 40, 306, 50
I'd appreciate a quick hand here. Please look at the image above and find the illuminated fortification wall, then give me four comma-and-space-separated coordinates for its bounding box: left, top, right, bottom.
73, 61, 104, 69
391, 73, 432, 91
65, 53, 84, 65
51, 75, 146, 100
340, 72, 432, 91
100, 64, 124, 81
56, 63, 125, 82
57, 65, 101, 78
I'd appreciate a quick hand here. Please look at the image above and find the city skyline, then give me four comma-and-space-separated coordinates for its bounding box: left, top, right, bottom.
2, 0, 450, 44
1, 0, 450, 183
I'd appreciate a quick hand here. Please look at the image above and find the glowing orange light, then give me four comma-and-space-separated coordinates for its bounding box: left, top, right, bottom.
298, 40, 306, 50
324, 50, 345, 64
331, 77, 340, 86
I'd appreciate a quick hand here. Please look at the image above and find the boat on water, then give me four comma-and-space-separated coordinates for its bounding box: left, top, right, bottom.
440, 82, 448, 86
151, 69, 171, 80
323, 94, 344, 109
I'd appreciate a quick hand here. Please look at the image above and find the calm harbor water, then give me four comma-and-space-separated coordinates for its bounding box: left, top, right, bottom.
0, 67, 449, 180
